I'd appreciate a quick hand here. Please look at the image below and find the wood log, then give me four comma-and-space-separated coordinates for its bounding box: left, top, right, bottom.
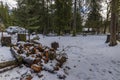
10, 47, 23, 64
33, 58, 41, 64
22, 57, 34, 66
51, 42, 59, 50
54, 66, 59, 71
26, 76, 32, 80
31, 64, 42, 72
0, 65, 18, 73
31, 40, 41, 45
0, 60, 18, 69
24, 43, 34, 47
11, 47, 34, 66
0, 47, 22, 70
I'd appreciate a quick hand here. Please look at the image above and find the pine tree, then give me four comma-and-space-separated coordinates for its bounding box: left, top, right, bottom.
85, 0, 102, 34
0, 2, 11, 27
55, 0, 72, 35
13, 0, 53, 33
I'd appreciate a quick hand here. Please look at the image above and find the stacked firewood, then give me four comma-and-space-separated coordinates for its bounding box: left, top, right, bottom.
11, 42, 68, 79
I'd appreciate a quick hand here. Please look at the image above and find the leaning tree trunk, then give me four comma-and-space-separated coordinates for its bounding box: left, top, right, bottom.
109, 0, 117, 46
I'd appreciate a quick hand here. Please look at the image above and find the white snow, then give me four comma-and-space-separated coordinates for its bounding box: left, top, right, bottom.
0, 47, 14, 62
0, 34, 120, 80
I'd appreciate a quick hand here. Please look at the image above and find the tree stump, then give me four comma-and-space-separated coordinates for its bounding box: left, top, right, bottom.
1, 37, 11, 46
105, 35, 110, 43
51, 42, 59, 50
17, 34, 26, 42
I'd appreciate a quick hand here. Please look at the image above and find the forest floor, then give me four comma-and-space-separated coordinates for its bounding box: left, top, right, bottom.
0, 34, 120, 80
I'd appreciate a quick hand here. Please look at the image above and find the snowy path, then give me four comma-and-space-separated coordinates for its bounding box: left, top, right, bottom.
0, 35, 120, 80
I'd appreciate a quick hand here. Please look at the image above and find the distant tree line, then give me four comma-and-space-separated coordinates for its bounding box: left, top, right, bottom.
0, 0, 119, 39
0, 0, 107, 35
1, 0, 120, 46
10, 0, 81, 35
11, 0, 103, 35
0, 1, 12, 27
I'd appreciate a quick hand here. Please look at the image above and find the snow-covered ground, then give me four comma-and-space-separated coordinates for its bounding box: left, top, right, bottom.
0, 32, 15, 62
0, 47, 14, 62
0, 34, 120, 80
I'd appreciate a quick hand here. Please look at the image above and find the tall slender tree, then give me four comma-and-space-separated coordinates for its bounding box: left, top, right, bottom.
103, 0, 111, 34
109, 0, 118, 46
76, 0, 83, 32
73, 0, 77, 36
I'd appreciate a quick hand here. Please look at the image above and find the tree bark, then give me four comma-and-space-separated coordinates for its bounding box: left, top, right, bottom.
73, 0, 77, 36
109, 0, 117, 46
0, 65, 18, 73
104, 24, 107, 34
104, 0, 110, 34
43, 0, 47, 35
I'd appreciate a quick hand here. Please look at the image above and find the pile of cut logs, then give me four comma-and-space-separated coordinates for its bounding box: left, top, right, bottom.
11, 41, 68, 79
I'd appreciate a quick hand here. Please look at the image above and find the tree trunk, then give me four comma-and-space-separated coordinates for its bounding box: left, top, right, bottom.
73, 0, 77, 36
104, 0, 110, 34
43, 0, 47, 35
0, 65, 18, 73
47, 0, 49, 33
109, 0, 117, 46
104, 24, 107, 34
